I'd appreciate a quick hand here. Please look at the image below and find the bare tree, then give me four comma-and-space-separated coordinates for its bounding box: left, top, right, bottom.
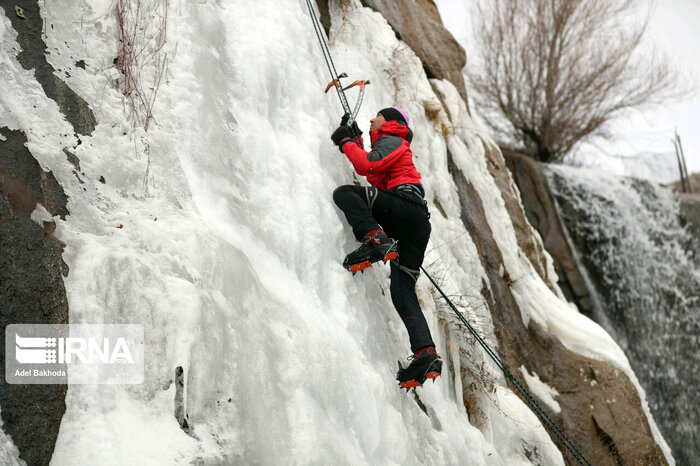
467, 0, 683, 163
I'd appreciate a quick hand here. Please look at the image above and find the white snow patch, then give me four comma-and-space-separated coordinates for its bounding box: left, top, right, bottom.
519, 366, 561, 413
0, 408, 24, 466
30, 203, 54, 226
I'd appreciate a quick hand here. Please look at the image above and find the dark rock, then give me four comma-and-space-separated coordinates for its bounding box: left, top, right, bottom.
174, 366, 191, 432
0, 1, 96, 136
315, 0, 331, 36
679, 193, 700, 238
503, 150, 595, 316
482, 142, 556, 293
0, 127, 69, 466
75, 59, 86, 69
529, 323, 667, 466
669, 172, 700, 194
360, 0, 469, 107
447, 149, 666, 465
63, 148, 80, 171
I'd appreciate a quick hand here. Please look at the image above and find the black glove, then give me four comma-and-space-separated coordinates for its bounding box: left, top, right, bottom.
340, 114, 362, 138
331, 125, 352, 148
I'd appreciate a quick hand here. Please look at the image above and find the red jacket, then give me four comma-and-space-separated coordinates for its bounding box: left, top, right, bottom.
341, 120, 422, 190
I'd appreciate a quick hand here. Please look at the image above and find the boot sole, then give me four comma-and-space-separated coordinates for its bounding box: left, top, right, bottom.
399, 371, 440, 389
398, 359, 441, 389
345, 250, 398, 273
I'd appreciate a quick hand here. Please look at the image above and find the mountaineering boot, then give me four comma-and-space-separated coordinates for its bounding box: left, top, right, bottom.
343, 229, 398, 273
397, 346, 442, 389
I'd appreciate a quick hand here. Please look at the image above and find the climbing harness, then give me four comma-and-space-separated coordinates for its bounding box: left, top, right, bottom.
421, 267, 592, 466
305, 0, 369, 135
388, 184, 431, 219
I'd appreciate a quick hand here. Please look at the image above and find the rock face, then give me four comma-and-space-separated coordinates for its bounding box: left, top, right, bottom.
670, 172, 700, 194
0, 1, 96, 463
481, 142, 557, 293
315, 0, 331, 35
543, 166, 699, 465
0, 127, 70, 466
503, 151, 595, 316
446, 151, 666, 466
506, 153, 699, 464
679, 193, 700, 238
359, 0, 469, 107
0, 1, 96, 136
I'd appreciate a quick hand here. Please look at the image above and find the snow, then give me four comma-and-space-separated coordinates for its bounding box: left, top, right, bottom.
0, 411, 23, 466
30, 203, 54, 226
519, 366, 561, 414
0, 0, 672, 464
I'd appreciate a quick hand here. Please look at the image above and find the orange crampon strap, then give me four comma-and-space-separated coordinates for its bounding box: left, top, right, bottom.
348, 260, 372, 273
400, 371, 440, 389
400, 379, 423, 389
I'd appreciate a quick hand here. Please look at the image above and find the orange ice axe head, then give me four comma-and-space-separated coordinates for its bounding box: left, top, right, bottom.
325, 72, 348, 93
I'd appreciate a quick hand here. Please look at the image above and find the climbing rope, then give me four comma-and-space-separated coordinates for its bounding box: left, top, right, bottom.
305, 0, 350, 113
421, 266, 592, 466
305, 0, 367, 134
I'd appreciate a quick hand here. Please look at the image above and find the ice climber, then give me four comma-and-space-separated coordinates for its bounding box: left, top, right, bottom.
330, 107, 442, 389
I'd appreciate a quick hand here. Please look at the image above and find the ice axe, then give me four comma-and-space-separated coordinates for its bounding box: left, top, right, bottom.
324, 73, 370, 137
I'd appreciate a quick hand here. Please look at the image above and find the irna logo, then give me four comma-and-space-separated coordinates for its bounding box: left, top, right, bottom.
15, 334, 134, 364
6, 324, 144, 385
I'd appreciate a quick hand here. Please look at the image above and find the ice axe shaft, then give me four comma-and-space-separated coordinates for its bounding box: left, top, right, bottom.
323, 74, 370, 130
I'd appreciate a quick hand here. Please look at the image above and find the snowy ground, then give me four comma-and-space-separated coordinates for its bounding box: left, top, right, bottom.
0, 0, 672, 464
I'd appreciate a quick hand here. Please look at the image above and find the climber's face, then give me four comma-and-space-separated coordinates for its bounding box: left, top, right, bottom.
370, 113, 386, 132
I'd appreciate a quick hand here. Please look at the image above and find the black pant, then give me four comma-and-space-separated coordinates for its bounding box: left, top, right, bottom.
333, 185, 434, 353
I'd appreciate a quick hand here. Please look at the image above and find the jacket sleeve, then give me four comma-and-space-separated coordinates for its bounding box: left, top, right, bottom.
341, 135, 404, 177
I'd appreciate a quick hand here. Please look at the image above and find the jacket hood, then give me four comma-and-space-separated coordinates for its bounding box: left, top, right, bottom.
370, 120, 413, 147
